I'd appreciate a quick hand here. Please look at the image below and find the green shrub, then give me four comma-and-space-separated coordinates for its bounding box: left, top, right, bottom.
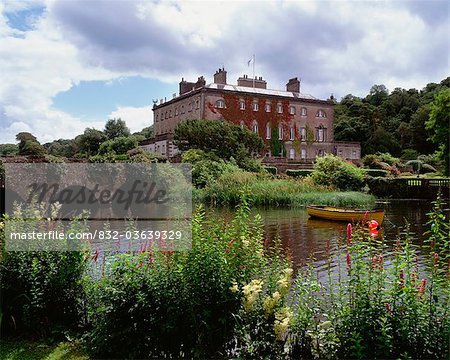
114, 154, 129, 161
364, 168, 389, 177
128, 148, 166, 163
286, 169, 313, 178
264, 166, 277, 175
190, 159, 241, 188
0, 209, 88, 337
84, 200, 274, 358
311, 154, 365, 191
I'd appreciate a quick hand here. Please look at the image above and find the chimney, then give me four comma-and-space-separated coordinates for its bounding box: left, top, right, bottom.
179, 77, 196, 95
195, 76, 206, 89
286, 77, 300, 93
213, 67, 227, 84
237, 75, 267, 89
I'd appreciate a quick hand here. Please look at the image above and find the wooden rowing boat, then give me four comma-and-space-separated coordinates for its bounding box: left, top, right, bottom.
306, 205, 384, 224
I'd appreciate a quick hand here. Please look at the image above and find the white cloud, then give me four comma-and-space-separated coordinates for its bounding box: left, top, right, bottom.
0, 0, 448, 144
108, 106, 153, 134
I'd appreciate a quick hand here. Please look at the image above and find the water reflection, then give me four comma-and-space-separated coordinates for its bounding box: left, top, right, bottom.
207, 200, 435, 270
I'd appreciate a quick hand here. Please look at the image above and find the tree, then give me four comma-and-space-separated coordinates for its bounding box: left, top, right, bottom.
16, 132, 47, 156
366, 84, 389, 107
426, 89, 450, 175
99, 136, 138, 155
104, 118, 130, 140
0, 144, 19, 156
174, 119, 263, 165
76, 128, 107, 156
44, 139, 78, 158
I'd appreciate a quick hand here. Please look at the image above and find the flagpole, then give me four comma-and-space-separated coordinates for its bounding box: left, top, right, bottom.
252, 54, 255, 88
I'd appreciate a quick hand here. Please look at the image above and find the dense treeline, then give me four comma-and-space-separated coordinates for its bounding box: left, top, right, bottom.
334, 77, 450, 157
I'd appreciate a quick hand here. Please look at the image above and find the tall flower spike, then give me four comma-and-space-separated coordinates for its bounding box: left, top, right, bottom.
346, 223, 352, 243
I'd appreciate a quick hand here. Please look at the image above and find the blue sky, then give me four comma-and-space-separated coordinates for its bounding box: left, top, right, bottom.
0, 0, 448, 144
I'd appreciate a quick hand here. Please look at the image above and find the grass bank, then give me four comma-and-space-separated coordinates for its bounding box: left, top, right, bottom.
0, 340, 88, 360
194, 172, 375, 207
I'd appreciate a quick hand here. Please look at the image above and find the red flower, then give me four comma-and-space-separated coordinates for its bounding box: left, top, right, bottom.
346, 253, 351, 269
385, 303, 391, 315
346, 223, 352, 243
418, 278, 427, 296
92, 248, 99, 262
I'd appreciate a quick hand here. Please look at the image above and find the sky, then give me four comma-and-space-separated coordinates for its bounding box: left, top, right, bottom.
0, 0, 448, 145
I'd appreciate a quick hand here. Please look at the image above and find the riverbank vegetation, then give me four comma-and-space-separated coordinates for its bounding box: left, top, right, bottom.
1, 195, 449, 359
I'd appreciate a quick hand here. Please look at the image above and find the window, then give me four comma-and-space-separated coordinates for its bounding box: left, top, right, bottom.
169, 110, 172, 118
252, 102, 259, 111
165, 111, 168, 119
252, 123, 258, 133
301, 148, 306, 160
277, 104, 283, 113
316, 109, 327, 118
300, 127, 306, 141
181, 105, 185, 114
215, 99, 224, 108
189, 102, 193, 111
196, 100, 200, 109
290, 127, 295, 140
278, 125, 283, 140
240, 121, 245, 129
289, 148, 295, 160
266, 124, 271, 139
239, 101, 245, 110
289, 106, 296, 115
316, 125, 326, 142
155, 114, 159, 122
301, 107, 307, 116
265, 103, 271, 112
175, 107, 178, 116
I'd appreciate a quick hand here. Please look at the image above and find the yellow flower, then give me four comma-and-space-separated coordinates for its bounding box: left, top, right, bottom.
242, 279, 263, 312
277, 267, 293, 295
274, 306, 293, 340
229, 281, 239, 293
263, 291, 282, 316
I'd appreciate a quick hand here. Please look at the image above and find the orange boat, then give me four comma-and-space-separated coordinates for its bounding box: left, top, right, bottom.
306, 205, 384, 224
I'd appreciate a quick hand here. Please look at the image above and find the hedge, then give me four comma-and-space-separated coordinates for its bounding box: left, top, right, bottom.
264, 166, 277, 175
364, 169, 389, 177
286, 169, 313, 178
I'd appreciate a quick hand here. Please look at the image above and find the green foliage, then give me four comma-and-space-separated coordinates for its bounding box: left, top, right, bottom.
127, 147, 166, 163
264, 166, 277, 175
191, 159, 242, 188
84, 201, 270, 358
286, 169, 313, 178
174, 119, 263, 170
16, 132, 47, 157
426, 88, 450, 175
400, 148, 419, 160
0, 144, 19, 156
44, 139, 78, 158
75, 128, 107, 156
334, 77, 449, 156
133, 125, 153, 140
198, 171, 374, 207
98, 136, 138, 155
103, 118, 130, 140
311, 154, 365, 191
364, 169, 388, 177
362, 153, 401, 176
0, 208, 88, 337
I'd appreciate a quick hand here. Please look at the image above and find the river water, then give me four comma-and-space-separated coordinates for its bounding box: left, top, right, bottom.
207, 200, 439, 270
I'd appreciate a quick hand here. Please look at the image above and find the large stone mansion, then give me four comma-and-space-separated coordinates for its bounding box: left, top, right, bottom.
142, 68, 360, 161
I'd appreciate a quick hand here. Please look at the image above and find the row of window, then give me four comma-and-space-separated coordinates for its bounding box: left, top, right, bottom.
155, 99, 200, 122
247, 123, 327, 142
216, 100, 327, 117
